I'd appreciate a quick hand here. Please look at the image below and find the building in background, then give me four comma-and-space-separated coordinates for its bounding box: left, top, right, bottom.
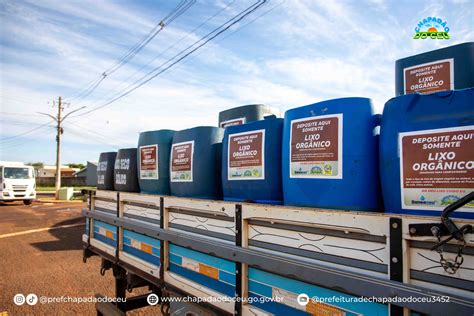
37, 165, 80, 177
73, 161, 97, 186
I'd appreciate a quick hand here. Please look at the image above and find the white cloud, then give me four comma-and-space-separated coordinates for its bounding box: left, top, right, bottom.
1, 0, 473, 164
264, 57, 392, 113
226, 77, 316, 109
21, 0, 154, 31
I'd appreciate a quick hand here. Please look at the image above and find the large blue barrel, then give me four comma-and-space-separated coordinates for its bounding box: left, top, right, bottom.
380, 88, 474, 218
222, 117, 283, 204
137, 130, 175, 195
114, 148, 140, 192
97, 152, 116, 190
282, 97, 382, 211
395, 42, 474, 96
218, 104, 280, 128
170, 127, 224, 199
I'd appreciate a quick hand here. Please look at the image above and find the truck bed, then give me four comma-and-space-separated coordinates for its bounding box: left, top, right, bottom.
82, 190, 474, 315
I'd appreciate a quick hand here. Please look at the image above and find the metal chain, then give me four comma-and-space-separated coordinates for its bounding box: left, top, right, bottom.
435, 233, 466, 274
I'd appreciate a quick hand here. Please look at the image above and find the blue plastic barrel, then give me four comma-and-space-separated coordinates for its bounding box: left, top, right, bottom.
97, 152, 116, 190
114, 148, 140, 192
170, 126, 224, 199
395, 42, 474, 96
282, 97, 382, 211
137, 130, 175, 195
222, 117, 283, 204
219, 104, 280, 128
380, 88, 474, 218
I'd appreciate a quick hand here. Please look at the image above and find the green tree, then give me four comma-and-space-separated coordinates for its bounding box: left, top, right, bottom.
67, 163, 85, 169
26, 162, 44, 170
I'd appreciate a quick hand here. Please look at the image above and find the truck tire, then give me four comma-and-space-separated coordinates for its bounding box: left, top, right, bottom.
23, 199, 33, 205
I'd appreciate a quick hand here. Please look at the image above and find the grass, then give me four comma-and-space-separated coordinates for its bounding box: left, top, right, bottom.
36, 186, 96, 192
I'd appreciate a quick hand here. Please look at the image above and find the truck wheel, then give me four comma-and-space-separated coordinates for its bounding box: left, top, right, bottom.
23, 200, 33, 205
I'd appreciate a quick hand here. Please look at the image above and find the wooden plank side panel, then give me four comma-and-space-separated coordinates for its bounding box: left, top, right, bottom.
164, 196, 236, 218
409, 247, 474, 281
123, 203, 161, 222
94, 200, 116, 212
120, 192, 162, 205
242, 204, 390, 237
95, 190, 117, 201
120, 192, 161, 221
249, 224, 388, 265
168, 211, 235, 238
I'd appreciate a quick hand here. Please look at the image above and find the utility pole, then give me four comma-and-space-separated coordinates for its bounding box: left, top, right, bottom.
55, 96, 63, 199
38, 98, 85, 200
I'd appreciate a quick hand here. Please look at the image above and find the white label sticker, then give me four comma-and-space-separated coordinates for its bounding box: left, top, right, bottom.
139, 145, 159, 180
181, 257, 199, 272
399, 126, 474, 211
289, 114, 343, 179
170, 141, 194, 182
228, 129, 265, 181
131, 239, 141, 249
220, 117, 246, 128
271, 288, 303, 311
403, 58, 454, 95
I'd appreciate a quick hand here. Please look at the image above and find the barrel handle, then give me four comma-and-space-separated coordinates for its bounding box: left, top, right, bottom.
372, 114, 382, 128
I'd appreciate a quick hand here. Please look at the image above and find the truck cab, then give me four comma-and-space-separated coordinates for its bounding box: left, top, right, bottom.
0, 162, 36, 205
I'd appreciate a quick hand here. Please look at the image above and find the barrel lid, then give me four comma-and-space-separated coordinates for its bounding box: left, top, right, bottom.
177, 126, 223, 133
219, 104, 267, 114
139, 129, 175, 135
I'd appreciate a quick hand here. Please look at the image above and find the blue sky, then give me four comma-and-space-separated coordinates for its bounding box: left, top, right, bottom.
0, 0, 473, 165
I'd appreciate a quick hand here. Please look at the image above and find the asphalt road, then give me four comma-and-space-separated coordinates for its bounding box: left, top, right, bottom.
0, 200, 156, 315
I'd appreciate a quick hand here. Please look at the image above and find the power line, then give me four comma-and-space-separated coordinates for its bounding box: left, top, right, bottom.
0, 120, 54, 143
217, 0, 285, 41
72, 0, 267, 119
0, 118, 53, 126
0, 95, 38, 104
67, 121, 121, 144
87, 0, 236, 108
160, 0, 286, 78
0, 111, 43, 117
0, 121, 54, 131
64, 0, 196, 104
105, 0, 196, 76
65, 125, 121, 149
66, 76, 106, 103
0, 129, 56, 150
105, 0, 189, 75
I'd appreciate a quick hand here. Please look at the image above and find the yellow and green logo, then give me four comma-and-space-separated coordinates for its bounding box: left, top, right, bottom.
414, 17, 450, 39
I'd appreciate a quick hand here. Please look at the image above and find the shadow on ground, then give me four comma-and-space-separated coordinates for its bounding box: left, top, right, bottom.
30, 217, 85, 252
0, 201, 21, 207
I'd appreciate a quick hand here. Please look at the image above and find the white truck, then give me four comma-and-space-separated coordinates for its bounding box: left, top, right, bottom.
0, 161, 36, 205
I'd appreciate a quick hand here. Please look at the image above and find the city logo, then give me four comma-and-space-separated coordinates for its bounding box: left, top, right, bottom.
413, 17, 450, 39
